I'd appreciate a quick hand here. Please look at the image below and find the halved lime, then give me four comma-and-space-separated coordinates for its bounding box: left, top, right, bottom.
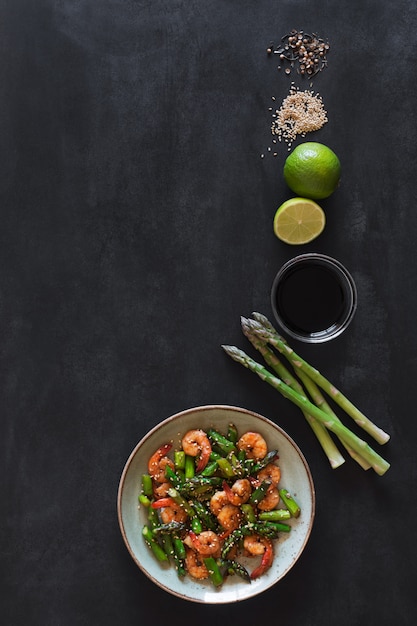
273, 197, 326, 245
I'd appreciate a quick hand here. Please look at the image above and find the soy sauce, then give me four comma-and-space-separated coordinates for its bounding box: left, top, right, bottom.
275, 263, 346, 335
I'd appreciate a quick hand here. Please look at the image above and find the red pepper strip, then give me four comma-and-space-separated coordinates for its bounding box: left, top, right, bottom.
151, 497, 176, 509
250, 538, 274, 580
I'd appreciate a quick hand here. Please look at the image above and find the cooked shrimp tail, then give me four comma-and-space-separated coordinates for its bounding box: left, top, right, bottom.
148, 443, 172, 473
148, 443, 174, 482
250, 537, 273, 579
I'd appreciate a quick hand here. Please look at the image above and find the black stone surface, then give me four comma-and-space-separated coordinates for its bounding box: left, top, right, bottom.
1, 1, 415, 624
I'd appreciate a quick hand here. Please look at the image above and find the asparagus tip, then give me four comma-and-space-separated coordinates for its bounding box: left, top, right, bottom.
251, 312, 272, 327
221, 344, 241, 357
245, 318, 271, 339
240, 316, 252, 336
221, 345, 249, 366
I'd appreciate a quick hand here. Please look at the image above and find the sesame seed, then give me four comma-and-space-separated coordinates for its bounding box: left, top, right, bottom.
270, 84, 328, 147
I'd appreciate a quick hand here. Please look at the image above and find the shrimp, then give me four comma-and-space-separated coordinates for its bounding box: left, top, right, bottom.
237, 432, 267, 460
184, 548, 209, 580
257, 484, 280, 511
188, 530, 221, 557
181, 429, 211, 472
160, 503, 188, 524
223, 479, 252, 506
148, 443, 174, 483
152, 497, 188, 524
209, 490, 241, 530
243, 533, 270, 556
217, 503, 242, 531
257, 463, 281, 486
243, 535, 274, 580
209, 490, 229, 516
153, 481, 171, 499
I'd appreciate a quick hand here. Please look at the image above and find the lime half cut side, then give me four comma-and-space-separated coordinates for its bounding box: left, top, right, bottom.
273, 197, 326, 245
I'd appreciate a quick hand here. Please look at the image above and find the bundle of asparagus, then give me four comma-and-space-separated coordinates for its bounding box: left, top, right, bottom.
222, 313, 390, 476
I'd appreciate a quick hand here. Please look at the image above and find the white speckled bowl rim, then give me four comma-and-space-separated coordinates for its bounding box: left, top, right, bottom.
117, 405, 315, 603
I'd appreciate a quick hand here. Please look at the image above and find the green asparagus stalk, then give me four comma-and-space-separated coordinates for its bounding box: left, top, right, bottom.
278, 488, 301, 518
200, 460, 219, 477
227, 423, 239, 444
191, 517, 203, 533
295, 367, 371, 470
216, 457, 236, 478
142, 526, 169, 562
249, 480, 272, 505
241, 316, 345, 469
221, 345, 390, 476
174, 450, 186, 470
141, 474, 153, 497
204, 557, 224, 587
250, 312, 372, 469
241, 503, 257, 523
248, 316, 390, 446
207, 428, 237, 455
184, 455, 195, 479
166, 487, 195, 517
172, 538, 186, 577
138, 494, 152, 507
258, 509, 291, 521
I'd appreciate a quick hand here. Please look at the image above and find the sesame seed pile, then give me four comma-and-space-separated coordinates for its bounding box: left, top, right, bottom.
271, 84, 328, 150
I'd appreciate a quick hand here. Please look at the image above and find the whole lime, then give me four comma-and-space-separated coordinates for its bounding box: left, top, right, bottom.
283, 142, 341, 200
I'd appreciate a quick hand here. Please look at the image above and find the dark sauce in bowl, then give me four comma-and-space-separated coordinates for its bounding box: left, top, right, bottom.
271, 255, 357, 343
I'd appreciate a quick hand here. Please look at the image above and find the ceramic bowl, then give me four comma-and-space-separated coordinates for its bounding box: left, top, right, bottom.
117, 405, 315, 603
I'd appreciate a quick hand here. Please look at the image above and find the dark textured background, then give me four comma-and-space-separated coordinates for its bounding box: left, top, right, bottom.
1, 1, 415, 624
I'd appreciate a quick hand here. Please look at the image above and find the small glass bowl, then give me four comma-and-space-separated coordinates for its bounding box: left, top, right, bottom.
270, 253, 357, 343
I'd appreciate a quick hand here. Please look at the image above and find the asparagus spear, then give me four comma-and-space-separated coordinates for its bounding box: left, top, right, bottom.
295, 367, 371, 470
241, 316, 346, 469
221, 345, 390, 476
248, 317, 390, 446
250, 312, 374, 469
